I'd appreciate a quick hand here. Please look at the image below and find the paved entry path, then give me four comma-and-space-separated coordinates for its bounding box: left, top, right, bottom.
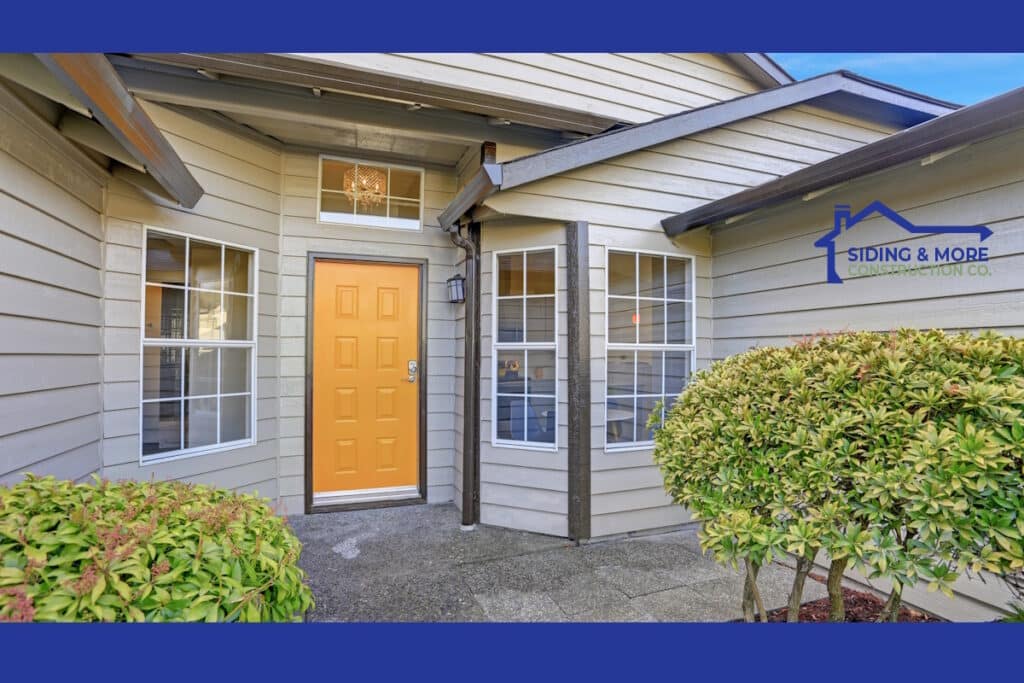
289, 503, 825, 622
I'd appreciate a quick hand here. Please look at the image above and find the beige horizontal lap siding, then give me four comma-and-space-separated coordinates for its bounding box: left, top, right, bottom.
290, 53, 762, 125
587, 226, 708, 538
710, 125, 1024, 359
0, 103, 104, 485
479, 221, 568, 537
277, 151, 459, 513
100, 102, 282, 501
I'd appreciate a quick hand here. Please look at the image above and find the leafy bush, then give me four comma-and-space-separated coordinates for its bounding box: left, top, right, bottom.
654, 329, 1024, 621
0, 476, 313, 622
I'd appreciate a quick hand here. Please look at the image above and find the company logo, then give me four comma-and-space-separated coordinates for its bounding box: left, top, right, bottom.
815, 201, 993, 284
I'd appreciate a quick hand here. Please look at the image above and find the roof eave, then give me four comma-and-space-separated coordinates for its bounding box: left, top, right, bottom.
724, 53, 794, 87
661, 86, 1024, 237
499, 71, 956, 190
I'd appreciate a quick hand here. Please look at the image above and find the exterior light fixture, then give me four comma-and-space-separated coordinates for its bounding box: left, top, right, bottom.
446, 273, 466, 303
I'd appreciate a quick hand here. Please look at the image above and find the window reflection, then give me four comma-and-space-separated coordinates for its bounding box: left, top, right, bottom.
606, 250, 695, 449
495, 248, 557, 447
142, 230, 256, 461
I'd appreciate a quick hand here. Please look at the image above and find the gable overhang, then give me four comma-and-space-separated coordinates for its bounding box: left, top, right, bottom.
723, 53, 793, 88
437, 71, 958, 228
37, 53, 204, 208
661, 86, 1024, 237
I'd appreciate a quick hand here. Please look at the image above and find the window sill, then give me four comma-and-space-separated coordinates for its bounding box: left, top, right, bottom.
491, 440, 558, 453
317, 212, 422, 232
604, 442, 656, 454
140, 438, 257, 467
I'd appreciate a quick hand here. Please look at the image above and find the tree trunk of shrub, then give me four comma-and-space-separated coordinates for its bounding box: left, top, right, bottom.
742, 561, 756, 622
876, 582, 903, 623
786, 554, 814, 623
827, 557, 848, 622
742, 559, 767, 623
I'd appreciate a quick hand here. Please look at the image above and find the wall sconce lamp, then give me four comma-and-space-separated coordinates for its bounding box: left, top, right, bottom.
446, 273, 466, 303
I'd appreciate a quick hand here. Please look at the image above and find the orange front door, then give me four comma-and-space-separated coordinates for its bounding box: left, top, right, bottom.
312, 260, 420, 496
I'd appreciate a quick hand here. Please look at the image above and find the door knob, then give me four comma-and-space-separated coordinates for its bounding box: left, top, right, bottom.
408, 359, 418, 383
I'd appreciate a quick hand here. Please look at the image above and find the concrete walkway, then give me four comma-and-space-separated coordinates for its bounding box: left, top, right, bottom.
290, 503, 825, 622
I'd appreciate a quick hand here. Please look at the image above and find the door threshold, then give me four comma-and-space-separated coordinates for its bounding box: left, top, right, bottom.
312, 485, 422, 513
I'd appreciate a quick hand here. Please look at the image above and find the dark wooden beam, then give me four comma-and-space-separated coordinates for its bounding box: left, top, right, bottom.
437, 164, 502, 228
566, 220, 592, 542
37, 54, 203, 208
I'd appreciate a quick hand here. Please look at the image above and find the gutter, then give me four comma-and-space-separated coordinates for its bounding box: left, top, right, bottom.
446, 221, 481, 528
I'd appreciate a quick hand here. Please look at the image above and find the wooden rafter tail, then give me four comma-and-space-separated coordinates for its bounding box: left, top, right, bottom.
37, 53, 204, 209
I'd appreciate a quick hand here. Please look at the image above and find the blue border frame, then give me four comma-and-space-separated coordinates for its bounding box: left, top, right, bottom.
7, 1, 1023, 50
3, 623, 1015, 679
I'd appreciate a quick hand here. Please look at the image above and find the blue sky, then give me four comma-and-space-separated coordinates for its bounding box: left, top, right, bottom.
769, 53, 1024, 105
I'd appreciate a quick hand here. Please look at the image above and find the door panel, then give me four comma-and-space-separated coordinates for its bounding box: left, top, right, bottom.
312, 260, 420, 495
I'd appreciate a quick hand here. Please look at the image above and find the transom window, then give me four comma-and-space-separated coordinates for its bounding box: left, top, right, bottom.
493, 248, 557, 449
141, 229, 257, 462
606, 250, 694, 449
318, 155, 424, 230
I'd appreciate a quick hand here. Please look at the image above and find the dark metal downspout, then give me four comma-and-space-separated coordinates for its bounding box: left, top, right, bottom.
447, 222, 479, 528
469, 222, 481, 524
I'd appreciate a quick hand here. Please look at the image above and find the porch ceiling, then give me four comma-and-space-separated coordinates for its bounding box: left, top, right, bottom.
221, 110, 470, 167
110, 55, 566, 157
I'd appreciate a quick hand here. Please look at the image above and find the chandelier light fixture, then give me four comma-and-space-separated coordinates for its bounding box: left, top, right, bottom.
342, 165, 388, 208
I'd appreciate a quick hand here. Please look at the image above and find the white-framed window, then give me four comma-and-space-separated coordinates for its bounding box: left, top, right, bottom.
605, 249, 695, 451
492, 247, 558, 450
140, 228, 258, 463
317, 155, 425, 231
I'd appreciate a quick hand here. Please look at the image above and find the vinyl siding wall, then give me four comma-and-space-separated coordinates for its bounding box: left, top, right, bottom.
482, 104, 895, 537
98, 102, 283, 500
0, 95, 105, 485
276, 150, 459, 513
289, 53, 763, 126
588, 227, 709, 538
710, 125, 1024, 356
479, 221, 569, 536
708, 125, 1024, 620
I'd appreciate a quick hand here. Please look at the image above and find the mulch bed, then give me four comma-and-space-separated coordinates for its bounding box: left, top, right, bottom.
757, 574, 943, 622
765, 587, 942, 622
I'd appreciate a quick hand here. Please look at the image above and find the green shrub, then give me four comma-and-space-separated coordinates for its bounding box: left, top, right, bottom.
654, 329, 1024, 622
0, 475, 313, 622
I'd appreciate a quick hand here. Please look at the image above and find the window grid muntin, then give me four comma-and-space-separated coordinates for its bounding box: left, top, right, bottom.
493, 247, 558, 449
606, 249, 695, 451
141, 228, 257, 464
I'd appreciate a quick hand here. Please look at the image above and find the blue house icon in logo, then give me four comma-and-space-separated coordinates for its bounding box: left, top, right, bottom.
814, 201, 993, 284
